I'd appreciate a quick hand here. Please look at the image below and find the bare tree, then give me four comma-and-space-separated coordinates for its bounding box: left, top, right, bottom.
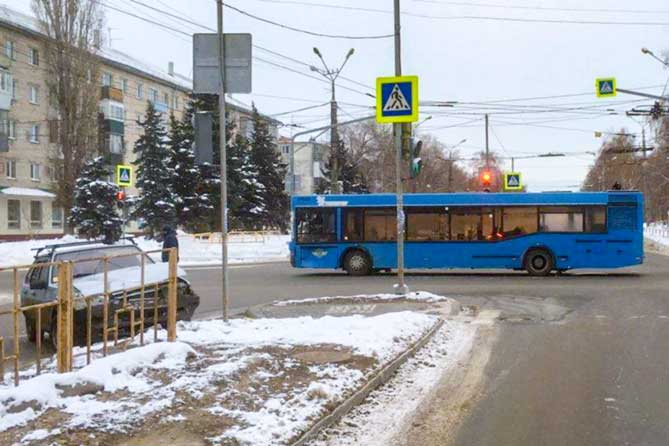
32, 0, 104, 233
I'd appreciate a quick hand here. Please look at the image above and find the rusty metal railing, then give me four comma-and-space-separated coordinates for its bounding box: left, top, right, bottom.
0, 247, 179, 386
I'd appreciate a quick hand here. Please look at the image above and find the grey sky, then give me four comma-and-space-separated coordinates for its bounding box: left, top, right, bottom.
10, 0, 669, 191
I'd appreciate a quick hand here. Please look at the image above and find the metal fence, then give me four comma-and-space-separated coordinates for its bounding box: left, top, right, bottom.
0, 248, 178, 386
645, 223, 669, 240
189, 230, 282, 244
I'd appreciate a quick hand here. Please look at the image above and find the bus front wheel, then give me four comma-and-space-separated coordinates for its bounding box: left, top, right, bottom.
344, 250, 372, 276
524, 249, 554, 276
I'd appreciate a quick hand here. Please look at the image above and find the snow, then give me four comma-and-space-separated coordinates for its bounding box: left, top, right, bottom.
72, 263, 187, 297
0, 187, 56, 198
645, 222, 669, 249
275, 291, 450, 306
1, 310, 445, 445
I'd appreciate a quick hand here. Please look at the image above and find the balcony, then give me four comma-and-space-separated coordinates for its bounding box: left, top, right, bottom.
151, 100, 169, 114
101, 86, 123, 102
0, 69, 12, 111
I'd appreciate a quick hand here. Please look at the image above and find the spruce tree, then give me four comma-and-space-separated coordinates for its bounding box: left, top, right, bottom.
249, 104, 288, 230
70, 157, 123, 243
132, 102, 177, 238
168, 112, 212, 232
317, 139, 368, 194
227, 132, 263, 230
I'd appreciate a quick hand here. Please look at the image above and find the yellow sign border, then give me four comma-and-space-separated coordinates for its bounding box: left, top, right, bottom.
376, 75, 419, 124
503, 172, 523, 191
595, 77, 617, 98
116, 164, 133, 187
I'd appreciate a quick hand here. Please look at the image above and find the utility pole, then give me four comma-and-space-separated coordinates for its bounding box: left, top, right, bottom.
393, 0, 407, 294
310, 48, 355, 194
485, 113, 490, 168
216, 0, 229, 322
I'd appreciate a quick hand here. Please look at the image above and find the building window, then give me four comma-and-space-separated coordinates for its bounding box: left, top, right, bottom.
102, 72, 112, 86
7, 200, 20, 229
6, 160, 16, 179
163, 92, 169, 105
87, 68, 92, 83
0, 70, 10, 93
28, 48, 39, 66
29, 125, 40, 143
30, 163, 40, 181
8, 120, 16, 139
29, 85, 39, 104
110, 134, 123, 154
52, 207, 63, 229
110, 103, 124, 121
173, 94, 179, 110
149, 88, 158, 103
5, 40, 15, 60
136, 83, 143, 99
281, 144, 290, 155
30, 201, 42, 229
11, 79, 17, 100
136, 113, 142, 127
121, 78, 129, 94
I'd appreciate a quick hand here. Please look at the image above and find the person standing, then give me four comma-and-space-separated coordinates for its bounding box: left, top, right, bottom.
162, 226, 179, 263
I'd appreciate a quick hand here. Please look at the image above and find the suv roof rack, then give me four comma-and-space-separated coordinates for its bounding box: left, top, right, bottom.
31, 236, 137, 258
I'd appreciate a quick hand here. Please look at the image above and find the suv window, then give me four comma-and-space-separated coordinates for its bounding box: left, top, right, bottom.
27, 258, 49, 289
53, 245, 149, 281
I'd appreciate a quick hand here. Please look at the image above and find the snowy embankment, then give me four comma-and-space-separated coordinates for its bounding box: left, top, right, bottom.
645, 222, 669, 250
0, 308, 466, 446
0, 233, 290, 269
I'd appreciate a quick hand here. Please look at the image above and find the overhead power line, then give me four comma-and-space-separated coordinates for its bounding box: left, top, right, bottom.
223, 2, 394, 39
413, 0, 669, 15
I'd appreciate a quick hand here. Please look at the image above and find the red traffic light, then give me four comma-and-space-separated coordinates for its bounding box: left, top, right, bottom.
116, 190, 126, 201
481, 171, 492, 185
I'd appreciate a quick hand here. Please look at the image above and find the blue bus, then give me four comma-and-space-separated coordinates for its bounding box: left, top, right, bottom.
289, 191, 644, 276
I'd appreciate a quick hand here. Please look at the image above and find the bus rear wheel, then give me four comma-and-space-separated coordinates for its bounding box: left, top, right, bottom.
344, 250, 372, 276
524, 249, 554, 276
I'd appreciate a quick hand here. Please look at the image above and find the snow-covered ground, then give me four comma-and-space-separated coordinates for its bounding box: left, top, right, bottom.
645, 222, 669, 250
0, 233, 290, 269
275, 291, 450, 306
0, 308, 464, 446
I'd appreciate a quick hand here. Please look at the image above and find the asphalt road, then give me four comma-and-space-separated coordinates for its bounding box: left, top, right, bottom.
2, 254, 669, 446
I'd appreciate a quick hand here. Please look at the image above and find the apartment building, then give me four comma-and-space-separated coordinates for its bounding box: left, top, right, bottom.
0, 5, 279, 240
278, 138, 329, 195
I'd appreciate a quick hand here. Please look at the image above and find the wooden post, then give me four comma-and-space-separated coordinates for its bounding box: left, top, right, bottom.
167, 248, 177, 342
57, 262, 73, 373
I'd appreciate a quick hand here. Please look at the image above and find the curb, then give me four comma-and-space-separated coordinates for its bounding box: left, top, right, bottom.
289, 317, 446, 446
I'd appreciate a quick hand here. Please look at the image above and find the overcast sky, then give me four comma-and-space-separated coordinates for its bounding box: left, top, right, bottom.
10, 0, 669, 191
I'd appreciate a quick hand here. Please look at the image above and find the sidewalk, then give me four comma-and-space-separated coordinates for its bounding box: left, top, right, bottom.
0, 292, 469, 446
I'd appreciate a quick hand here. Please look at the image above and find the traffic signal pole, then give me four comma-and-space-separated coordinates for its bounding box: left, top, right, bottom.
393, 0, 408, 294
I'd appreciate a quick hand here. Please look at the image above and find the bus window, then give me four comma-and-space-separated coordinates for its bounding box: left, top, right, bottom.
585, 207, 606, 233
296, 208, 336, 243
407, 208, 449, 241
364, 208, 396, 241
503, 207, 538, 237
451, 208, 482, 241
539, 206, 584, 232
343, 209, 363, 241
481, 208, 502, 241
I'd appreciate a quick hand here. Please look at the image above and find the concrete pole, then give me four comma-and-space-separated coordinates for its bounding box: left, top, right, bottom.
330, 78, 340, 193
394, 0, 407, 294
485, 113, 490, 168
216, 0, 229, 322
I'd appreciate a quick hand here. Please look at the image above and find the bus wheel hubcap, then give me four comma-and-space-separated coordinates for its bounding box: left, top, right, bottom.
532, 256, 546, 270
350, 256, 365, 270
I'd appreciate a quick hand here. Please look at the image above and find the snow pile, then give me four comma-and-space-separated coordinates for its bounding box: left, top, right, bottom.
0, 234, 289, 270
645, 222, 669, 249
275, 291, 449, 306
0, 310, 444, 446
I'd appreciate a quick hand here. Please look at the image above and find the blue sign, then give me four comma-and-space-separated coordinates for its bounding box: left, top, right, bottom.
376, 75, 419, 123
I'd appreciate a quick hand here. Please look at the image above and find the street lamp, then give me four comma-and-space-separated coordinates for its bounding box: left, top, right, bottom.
414, 115, 432, 130
309, 47, 356, 194
641, 47, 669, 68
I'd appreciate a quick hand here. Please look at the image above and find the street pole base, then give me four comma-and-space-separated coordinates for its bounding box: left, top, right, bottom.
393, 282, 410, 295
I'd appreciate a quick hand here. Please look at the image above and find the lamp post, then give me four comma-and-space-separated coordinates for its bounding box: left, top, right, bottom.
310, 47, 355, 194
444, 138, 466, 192
641, 47, 669, 68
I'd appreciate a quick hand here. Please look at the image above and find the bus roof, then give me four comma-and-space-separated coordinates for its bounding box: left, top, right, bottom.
291, 191, 642, 208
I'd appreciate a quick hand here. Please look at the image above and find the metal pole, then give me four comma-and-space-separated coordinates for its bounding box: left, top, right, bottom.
216, 0, 229, 322
330, 78, 340, 194
393, 0, 407, 294
511, 157, 515, 171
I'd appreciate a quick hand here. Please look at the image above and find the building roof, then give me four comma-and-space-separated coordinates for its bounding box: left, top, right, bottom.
1, 187, 56, 198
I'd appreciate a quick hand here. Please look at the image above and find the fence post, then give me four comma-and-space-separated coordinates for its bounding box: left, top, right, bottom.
57, 262, 73, 373
167, 248, 178, 342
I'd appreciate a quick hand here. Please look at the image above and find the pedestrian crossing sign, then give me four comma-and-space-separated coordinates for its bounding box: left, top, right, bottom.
376, 75, 419, 123
596, 77, 617, 98
116, 164, 133, 187
503, 172, 523, 191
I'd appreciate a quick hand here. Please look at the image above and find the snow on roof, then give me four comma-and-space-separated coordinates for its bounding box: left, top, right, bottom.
1, 187, 56, 198
0, 4, 190, 91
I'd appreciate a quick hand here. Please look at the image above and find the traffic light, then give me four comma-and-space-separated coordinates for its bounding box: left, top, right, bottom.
116, 190, 126, 209
481, 170, 492, 192
409, 138, 423, 179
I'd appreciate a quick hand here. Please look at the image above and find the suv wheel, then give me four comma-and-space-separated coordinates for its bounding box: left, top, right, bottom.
344, 250, 372, 276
